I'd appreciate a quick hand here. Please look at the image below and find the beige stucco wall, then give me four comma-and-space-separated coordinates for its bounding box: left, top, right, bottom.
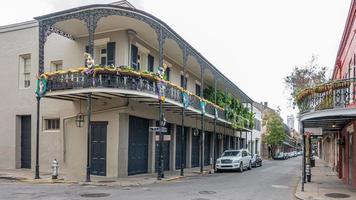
0, 21, 235, 179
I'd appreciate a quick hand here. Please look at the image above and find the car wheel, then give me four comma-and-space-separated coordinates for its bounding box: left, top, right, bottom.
239, 162, 243, 172
248, 161, 252, 170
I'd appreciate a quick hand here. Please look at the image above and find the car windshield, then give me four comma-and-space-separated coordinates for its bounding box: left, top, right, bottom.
222, 151, 241, 157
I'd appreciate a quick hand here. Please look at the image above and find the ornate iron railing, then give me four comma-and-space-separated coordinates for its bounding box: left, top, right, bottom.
297, 78, 355, 114
46, 71, 227, 120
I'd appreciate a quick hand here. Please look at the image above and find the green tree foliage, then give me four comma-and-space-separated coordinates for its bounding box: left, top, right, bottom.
204, 86, 254, 129
264, 112, 285, 157
284, 55, 328, 105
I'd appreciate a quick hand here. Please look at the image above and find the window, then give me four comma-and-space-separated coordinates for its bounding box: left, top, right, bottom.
195, 84, 201, 96
148, 54, 154, 72
19, 54, 31, 88
44, 118, 60, 130
180, 75, 188, 88
100, 48, 107, 66
50, 60, 63, 72
165, 67, 170, 81
254, 118, 261, 131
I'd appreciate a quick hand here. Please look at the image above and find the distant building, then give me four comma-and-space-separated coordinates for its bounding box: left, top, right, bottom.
287, 115, 294, 130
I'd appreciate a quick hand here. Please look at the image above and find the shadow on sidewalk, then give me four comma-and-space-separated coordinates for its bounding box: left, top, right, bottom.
295, 158, 356, 200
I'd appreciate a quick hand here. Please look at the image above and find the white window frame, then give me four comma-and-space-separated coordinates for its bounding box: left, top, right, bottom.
43, 118, 60, 131
50, 60, 63, 72
19, 54, 31, 89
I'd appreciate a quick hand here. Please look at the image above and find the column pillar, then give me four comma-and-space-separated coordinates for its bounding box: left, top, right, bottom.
85, 93, 92, 182
170, 124, 176, 171
180, 47, 188, 176
199, 63, 205, 173
148, 120, 157, 173
186, 128, 192, 168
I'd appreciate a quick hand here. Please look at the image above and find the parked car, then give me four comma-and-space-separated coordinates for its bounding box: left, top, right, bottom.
216, 149, 252, 172
274, 152, 287, 160
297, 151, 303, 156
251, 154, 262, 167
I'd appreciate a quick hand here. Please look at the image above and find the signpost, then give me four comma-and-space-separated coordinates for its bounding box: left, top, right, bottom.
149, 127, 167, 133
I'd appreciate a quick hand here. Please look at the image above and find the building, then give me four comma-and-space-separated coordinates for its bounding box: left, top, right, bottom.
0, 1, 254, 180
250, 103, 262, 155
287, 114, 295, 130
254, 102, 298, 159
297, 0, 356, 188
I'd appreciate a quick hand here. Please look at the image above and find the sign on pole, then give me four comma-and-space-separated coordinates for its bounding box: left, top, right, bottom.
149, 126, 167, 133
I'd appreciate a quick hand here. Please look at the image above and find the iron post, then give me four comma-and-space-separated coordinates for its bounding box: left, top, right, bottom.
35, 96, 40, 179
86, 93, 92, 182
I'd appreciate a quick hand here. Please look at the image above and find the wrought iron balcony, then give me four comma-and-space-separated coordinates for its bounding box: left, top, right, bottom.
296, 78, 354, 114
44, 68, 227, 121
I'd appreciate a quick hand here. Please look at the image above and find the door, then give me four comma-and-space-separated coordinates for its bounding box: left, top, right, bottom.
21, 116, 31, 169
128, 116, 149, 175
215, 134, 220, 160
191, 130, 200, 167
176, 125, 188, 169
230, 136, 234, 150
155, 124, 171, 172
204, 132, 211, 166
90, 122, 107, 176
349, 133, 353, 184
223, 135, 228, 151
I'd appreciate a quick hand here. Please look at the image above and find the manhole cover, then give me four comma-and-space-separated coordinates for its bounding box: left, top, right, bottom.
198, 191, 216, 195
80, 193, 111, 198
325, 193, 350, 198
98, 180, 116, 183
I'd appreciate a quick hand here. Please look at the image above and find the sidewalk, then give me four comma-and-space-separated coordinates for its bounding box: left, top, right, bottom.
0, 166, 213, 186
295, 158, 356, 200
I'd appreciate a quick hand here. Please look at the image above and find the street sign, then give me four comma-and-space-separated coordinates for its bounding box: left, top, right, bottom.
155, 135, 171, 141
304, 127, 322, 136
149, 126, 167, 133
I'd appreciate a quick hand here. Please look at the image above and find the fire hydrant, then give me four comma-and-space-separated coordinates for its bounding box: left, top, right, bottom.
51, 159, 59, 179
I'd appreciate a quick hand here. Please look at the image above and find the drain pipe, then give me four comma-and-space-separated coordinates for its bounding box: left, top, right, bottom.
62, 102, 129, 164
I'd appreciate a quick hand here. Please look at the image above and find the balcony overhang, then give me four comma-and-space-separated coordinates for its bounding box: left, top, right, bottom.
300, 108, 356, 132
43, 87, 249, 130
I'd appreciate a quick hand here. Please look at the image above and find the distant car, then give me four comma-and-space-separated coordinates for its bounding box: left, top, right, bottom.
251, 154, 262, 167
297, 151, 303, 156
216, 149, 252, 172
274, 152, 287, 160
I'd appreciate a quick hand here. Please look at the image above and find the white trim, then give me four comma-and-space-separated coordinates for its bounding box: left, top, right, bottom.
0, 20, 37, 33
94, 38, 110, 46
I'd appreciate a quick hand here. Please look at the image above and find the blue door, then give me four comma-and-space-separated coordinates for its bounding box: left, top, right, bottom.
90, 122, 107, 176
128, 116, 149, 175
155, 123, 171, 172
191, 130, 200, 167
204, 132, 211, 166
21, 116, 31, 169
176, 125, 188, 169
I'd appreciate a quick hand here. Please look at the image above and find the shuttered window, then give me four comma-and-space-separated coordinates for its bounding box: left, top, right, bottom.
148, 54, 154, 72
131, 44, 138, 70
107, 42, 116, 66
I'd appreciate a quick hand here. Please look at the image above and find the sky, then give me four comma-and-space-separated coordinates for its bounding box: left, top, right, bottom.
0, 0, 351, 125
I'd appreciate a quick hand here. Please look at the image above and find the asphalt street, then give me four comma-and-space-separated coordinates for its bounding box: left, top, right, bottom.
0, 157, 301, 200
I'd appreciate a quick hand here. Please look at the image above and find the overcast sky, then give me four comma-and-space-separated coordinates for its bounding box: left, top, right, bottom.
0, 0, 351, 125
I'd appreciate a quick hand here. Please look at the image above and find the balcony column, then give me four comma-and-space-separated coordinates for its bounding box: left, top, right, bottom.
156, 26, 166, 180
200, 63, 205, 173
180, 47, 188, 176
85, 93, 92, 182
86, 13, 99, 58
213, 76, 217, 169
34, 21, 48, 179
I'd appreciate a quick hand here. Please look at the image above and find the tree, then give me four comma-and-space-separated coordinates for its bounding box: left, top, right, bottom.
263, 112, 285, 158
284, 55, 328, 106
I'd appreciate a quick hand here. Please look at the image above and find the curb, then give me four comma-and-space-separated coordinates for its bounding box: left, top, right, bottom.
20, 178, 78, 184
165, 176, 183, 181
